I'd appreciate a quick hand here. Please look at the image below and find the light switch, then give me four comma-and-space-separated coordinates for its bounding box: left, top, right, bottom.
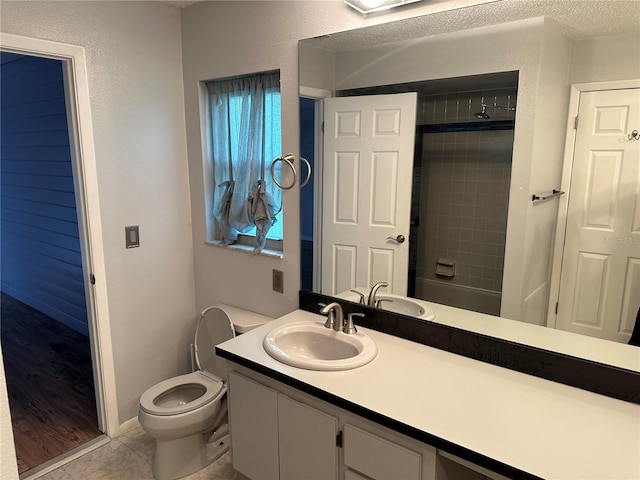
125, 225, 140, 248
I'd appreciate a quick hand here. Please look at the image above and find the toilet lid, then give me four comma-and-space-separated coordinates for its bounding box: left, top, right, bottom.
194, 305, 235, 374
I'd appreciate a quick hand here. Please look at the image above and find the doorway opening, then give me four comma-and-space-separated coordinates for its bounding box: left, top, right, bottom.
0, 49, 107, 476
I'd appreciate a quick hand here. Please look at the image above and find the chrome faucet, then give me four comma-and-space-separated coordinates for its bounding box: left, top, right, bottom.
344, 313, 364, 334
367, 281, 388, 307
319, 302, 344, 331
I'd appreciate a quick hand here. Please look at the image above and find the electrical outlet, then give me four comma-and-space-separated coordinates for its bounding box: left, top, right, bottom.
272, 269, 284, 294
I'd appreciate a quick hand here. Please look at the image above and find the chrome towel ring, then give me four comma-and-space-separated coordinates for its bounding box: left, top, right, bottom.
271, 154, 296, 190
299, 157, 311, 188
270, 154, 312, 190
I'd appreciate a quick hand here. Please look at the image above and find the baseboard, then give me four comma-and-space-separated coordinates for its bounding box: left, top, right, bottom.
118, 416, 140, 436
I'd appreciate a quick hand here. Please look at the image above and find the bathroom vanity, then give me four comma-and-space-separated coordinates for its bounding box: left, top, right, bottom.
216, 310, 640, 480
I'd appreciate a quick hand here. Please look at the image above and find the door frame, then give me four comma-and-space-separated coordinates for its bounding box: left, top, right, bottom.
0, 33, 118, 435
299, 86, 331, 292
547, 79, 640, 329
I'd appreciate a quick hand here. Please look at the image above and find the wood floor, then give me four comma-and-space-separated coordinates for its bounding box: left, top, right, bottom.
1, 292, 102, 474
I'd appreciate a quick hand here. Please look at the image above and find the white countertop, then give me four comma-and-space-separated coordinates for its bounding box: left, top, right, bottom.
218, 310, 640, 480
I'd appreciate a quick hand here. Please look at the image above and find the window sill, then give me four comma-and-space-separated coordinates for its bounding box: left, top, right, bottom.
205, 240, 283, 259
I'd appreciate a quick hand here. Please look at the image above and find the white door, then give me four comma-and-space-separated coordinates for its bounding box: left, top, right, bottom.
321, 93, 417, 296
555, 88, 640, 342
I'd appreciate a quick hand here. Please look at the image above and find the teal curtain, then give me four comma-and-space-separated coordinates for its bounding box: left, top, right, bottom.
207, 71, 282, 252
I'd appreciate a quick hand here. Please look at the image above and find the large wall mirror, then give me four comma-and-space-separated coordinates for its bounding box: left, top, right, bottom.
299, 0, 640, 371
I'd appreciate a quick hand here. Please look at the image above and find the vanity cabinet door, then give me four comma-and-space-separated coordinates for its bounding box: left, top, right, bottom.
344, 423, 422, 480
228, 372, 279, 480
278, 394, 339, 480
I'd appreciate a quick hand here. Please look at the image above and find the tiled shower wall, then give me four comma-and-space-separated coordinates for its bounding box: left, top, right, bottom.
413, 88, 516, 297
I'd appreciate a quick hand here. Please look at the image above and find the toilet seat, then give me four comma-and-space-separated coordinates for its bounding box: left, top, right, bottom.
139, 306, 235, 417
139, 371, 225, 416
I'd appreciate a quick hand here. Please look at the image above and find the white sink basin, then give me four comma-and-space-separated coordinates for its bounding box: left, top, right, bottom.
373, 295, 434, 318
337, 290, 436, 320
263, 320, 377, 371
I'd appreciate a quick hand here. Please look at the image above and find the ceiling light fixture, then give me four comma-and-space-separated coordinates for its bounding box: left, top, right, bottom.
344, 0, 423, 14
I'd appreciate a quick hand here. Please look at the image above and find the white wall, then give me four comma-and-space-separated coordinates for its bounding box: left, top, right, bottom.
569, 31, 640, 84
1, 1, 195, 424
518, 20, 572, 324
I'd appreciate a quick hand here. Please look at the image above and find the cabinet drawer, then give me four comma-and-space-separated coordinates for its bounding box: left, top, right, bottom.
345, 469, 370, 480
344, 424, 421, 480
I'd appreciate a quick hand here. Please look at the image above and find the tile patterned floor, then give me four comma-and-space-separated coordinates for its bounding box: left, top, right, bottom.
37, 426, 249, 480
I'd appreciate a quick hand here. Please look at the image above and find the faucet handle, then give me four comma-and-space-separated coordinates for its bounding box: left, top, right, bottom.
344, 313, 364, 334
375, 298, 394, 309
349, 290, 366, 304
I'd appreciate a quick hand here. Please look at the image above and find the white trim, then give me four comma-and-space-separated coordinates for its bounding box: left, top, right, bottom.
312, 100, 324, 292
205, 240, 284, 259
565, 79, 640, 94
546, 79, 640, 328
298, 87, 329, 291
20, 435, 110, 480
299, 85, 332, 99
0, 33, 119, 436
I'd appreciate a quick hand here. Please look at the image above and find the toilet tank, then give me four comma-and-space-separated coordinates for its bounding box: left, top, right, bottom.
212, 303, 274, 334
194, 304, 274, 378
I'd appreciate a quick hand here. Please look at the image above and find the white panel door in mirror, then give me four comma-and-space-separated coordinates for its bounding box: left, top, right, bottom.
322, 93, 417, 296
557, 88, 640, 342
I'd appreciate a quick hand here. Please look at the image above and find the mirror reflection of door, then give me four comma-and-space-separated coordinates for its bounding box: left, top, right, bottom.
301, 74, 519, 314
554, 88, 640, 342
321, 93, 417, 296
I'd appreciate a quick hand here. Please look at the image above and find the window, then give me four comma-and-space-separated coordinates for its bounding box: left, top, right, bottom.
206, 71, 282, 254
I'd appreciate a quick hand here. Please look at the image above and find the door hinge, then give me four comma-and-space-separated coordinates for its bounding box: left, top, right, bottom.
574, 116, 579, 129
90, 273, 96, 285
336, 430, 343, 448
321, 121, 325, 133
555, 302, 559, 314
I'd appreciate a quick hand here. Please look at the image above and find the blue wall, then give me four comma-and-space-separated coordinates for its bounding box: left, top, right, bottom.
299, 97, 315, 242
1, 53, 88, 335
299, 97, 316, 291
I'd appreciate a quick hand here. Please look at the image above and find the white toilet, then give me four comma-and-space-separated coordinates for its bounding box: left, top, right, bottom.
138, 304, 271, 480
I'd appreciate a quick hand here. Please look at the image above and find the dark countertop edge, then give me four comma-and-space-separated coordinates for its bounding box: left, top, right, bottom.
216, 347, 543, 480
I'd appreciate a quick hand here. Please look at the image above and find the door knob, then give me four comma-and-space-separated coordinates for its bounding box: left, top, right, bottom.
386, 235, 405, 244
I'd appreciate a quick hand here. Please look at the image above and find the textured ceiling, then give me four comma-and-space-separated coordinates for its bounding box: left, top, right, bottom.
307, 0, 640, 51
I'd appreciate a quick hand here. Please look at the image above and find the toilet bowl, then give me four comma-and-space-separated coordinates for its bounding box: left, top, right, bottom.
138, 304, 271, 480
